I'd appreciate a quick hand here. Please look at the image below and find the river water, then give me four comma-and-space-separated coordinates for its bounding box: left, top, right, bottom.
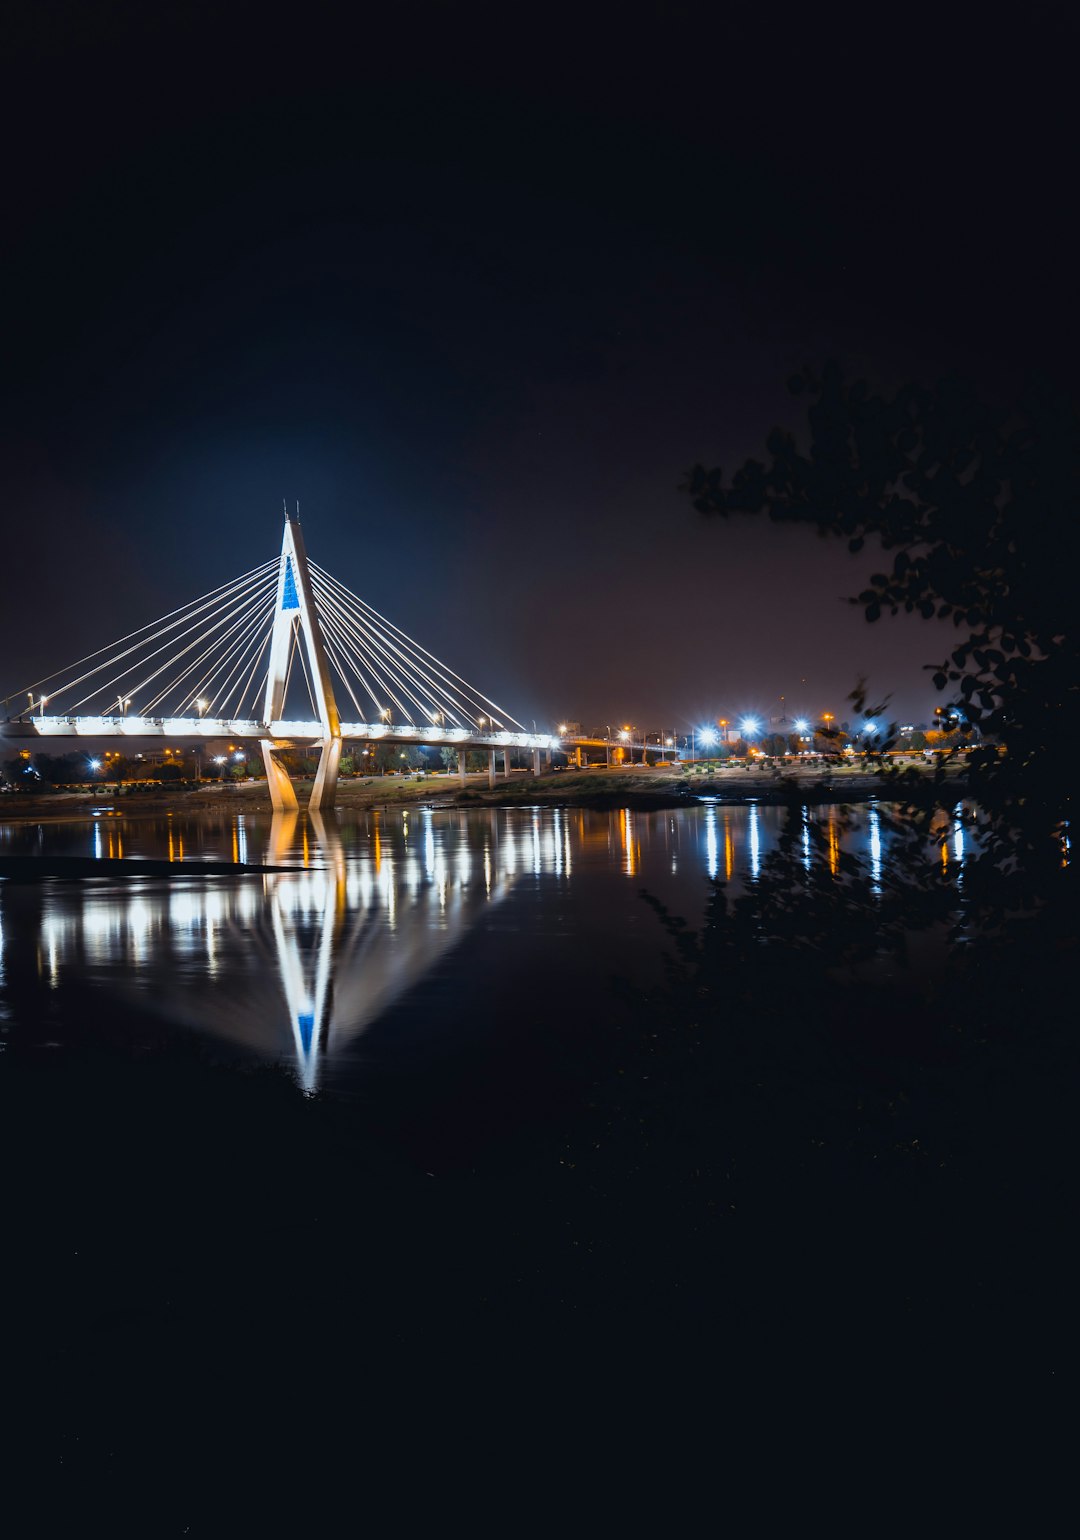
0, 801, 964, 1162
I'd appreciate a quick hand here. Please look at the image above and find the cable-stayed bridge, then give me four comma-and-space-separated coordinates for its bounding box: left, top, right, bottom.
2, 513, 555, 809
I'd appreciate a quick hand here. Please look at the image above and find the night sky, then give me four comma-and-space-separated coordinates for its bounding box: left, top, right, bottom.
5, 2, 1077, 730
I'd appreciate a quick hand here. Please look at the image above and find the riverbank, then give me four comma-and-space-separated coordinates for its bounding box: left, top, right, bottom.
0, 759, 964, 823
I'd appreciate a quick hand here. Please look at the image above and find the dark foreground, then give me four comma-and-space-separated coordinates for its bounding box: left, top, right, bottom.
3, 909, 1073, 1521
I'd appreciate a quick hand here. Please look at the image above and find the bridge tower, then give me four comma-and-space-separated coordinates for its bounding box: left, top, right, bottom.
261, 511, 342, 811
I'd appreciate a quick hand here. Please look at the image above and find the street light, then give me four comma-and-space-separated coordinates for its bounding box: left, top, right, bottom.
196, 698, 208, 717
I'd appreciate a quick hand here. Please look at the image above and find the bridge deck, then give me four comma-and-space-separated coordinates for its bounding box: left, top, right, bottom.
1, 716, 555, 751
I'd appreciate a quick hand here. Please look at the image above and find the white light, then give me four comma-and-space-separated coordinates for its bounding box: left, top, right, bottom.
699, 727, 718, 746
793, 718, 809, 734
740, 717, 760, 736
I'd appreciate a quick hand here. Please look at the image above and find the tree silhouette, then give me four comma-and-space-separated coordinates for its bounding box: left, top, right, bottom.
684, 364, 1079, 934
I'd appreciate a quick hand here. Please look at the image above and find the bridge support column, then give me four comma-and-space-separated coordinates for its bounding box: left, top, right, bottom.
310, 736, 342, 811
575, 746, 583, 767
532, 748, 541, 776
261, 743, 300, 813
503, 749, 511, 778
488, 749, 497, 788
458, 748, 468, 784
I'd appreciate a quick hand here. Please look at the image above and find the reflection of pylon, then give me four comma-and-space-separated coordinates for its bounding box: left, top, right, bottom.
267, 811, 345, 1092
261, 511, 342, 811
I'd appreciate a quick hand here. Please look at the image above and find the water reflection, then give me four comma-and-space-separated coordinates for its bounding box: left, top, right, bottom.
869, 806, 882, 892
0, 800, 966, 1089
748, 804, 761, 880
704, 804, 718, 881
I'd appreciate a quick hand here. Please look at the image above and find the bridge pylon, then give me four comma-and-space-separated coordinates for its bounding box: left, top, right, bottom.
262, 511, 342, 811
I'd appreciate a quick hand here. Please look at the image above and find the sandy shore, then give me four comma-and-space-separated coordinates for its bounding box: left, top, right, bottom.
0, 759, 959, 824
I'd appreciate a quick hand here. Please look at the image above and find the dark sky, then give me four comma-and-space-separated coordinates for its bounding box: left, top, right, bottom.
5, 1, 1078, 730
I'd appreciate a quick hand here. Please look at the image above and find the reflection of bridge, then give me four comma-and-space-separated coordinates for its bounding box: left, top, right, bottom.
261, 808, 526, 1091
27, 806, 567, 1092
3, 512, 555, 809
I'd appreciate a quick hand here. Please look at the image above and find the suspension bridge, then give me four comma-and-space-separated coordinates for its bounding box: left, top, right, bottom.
1, 512, 556, 810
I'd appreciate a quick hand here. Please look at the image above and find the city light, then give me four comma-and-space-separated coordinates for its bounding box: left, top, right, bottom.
740, 717, 760, 737
793, 718, 809, 734
699, 727, 719, 746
